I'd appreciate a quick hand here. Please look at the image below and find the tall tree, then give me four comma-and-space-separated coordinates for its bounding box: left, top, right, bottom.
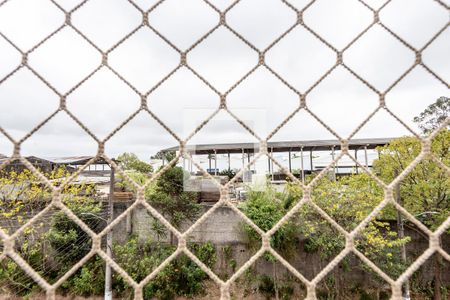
374, 97, 450, 300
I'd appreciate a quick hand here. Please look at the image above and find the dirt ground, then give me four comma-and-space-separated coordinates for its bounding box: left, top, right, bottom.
0, 282, 436, 300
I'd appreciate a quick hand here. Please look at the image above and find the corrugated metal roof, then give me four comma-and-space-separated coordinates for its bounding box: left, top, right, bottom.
41, 156, 108, 165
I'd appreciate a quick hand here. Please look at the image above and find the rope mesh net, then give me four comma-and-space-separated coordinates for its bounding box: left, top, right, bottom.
0, 0, 449, 299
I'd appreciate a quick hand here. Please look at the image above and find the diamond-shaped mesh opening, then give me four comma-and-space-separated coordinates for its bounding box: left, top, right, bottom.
148, 68, 219, 140
107, 27, 180, 94
265, 25, 336, 93
307, 66, 379, 138
188, 27, 258, 93
148, 0, 219, 50
380, 0, 448, 49
0, 0, 64, 51
303, 0, 373, 50
66, 67, 141, 140
227, 67, 299, 139
384, 67, 449, 134
104, 111, 179, 184
344, 24, 416, 92
28, 26, 101, 94
71, 0, 142, 51
226, 0, 297, 50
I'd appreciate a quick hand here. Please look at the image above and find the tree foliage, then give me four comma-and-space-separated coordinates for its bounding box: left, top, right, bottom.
117, 152, 153, 174
151, 150, 176, 163
373, 130, 449, 229
413, 96, 449, 134
146, 166, 201, 229
240, 186, 298, 257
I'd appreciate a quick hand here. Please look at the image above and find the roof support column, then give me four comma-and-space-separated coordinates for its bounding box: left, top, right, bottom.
364, 145, 368, 168
271, 147, 274, 181
288, 149, 292, 174
355, 149, 358, 174
227, 152, 231, 171
310, 149, 313, 174
331, 146, 336, 181
214, 149, 217, 176
208, 154, 212, 173
301, 146, 305, 184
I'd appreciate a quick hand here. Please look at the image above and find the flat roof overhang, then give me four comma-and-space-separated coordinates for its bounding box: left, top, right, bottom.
162, 137, 398, 155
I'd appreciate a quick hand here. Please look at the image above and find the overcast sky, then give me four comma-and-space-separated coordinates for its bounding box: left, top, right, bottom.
0, 0, 448, 169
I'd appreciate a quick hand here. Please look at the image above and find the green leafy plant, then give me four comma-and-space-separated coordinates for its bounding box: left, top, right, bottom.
113, 237, 216, 300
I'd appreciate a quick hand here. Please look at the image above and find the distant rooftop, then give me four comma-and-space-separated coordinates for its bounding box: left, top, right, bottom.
0, 156, 109, 166
162, 137, 398, 155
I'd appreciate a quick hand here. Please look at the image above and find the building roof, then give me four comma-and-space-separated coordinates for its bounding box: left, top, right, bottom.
0, 156, 109, 166
162, 137, 398, 154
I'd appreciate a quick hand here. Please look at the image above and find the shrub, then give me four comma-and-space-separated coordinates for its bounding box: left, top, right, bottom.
113, 237, 216, 300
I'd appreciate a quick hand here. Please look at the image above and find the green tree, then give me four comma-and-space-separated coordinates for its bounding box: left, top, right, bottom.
117, 152, 153, 174
373, 130, 449, 299
373, 132, 449, 229
373, 97, 450, 300
413, 96, 449, 135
